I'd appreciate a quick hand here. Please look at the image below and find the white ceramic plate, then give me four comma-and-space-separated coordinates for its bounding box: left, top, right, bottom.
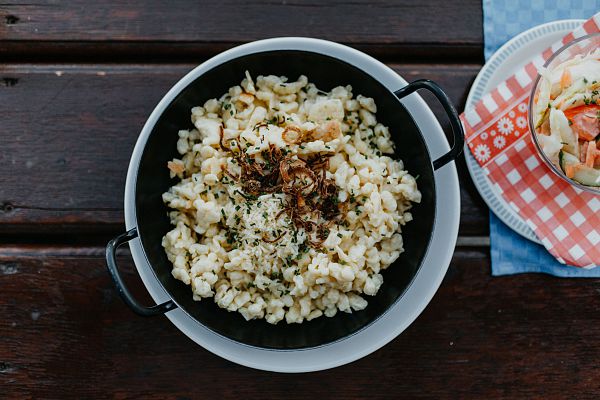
124, 38, 460, 373
465, 19, 584, 244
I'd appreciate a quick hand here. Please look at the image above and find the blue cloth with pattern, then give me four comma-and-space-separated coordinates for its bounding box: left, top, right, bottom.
483, 0, 600, 276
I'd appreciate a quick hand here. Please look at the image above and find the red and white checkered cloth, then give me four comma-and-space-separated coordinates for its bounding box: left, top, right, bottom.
461, 14, 600, 268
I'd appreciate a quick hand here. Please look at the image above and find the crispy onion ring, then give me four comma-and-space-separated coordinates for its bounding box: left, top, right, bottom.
282, 125, 304, 144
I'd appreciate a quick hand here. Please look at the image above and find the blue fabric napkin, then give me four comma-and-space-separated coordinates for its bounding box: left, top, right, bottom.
483, 0, 599, 60
483, 0, 600, 276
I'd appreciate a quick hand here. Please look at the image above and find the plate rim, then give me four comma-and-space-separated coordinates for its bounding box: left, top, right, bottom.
464, 19, 585, 244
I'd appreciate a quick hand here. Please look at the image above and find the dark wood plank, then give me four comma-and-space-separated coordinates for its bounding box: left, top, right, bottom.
0, 0, 483, 61
0, 63, 487, 237
1, 247, 598, 398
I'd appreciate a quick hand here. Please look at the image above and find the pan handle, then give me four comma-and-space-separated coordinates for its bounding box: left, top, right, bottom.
106, 228, 177, 316
394, 79, 464, 171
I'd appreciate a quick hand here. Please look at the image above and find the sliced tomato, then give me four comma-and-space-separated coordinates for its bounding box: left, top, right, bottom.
564, 104, 600, 141
563, 104, 600, 120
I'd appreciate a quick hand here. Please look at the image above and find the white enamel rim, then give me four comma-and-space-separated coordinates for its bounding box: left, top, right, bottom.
465, 19, 584, 244
124, 37, 460, 373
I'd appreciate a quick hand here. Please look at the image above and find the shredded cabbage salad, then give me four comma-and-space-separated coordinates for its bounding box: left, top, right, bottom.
533, 48, 600, 188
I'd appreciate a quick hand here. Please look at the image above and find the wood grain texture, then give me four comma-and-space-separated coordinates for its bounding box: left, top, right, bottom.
0, 0, 483, 61
0, 63, 488, 236
1, 247, 598, 399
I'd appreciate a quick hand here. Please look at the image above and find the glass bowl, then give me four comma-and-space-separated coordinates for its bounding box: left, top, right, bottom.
528, 33, 600, 194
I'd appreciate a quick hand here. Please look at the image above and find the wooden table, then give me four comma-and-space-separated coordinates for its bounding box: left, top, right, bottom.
2, 1, 599, 398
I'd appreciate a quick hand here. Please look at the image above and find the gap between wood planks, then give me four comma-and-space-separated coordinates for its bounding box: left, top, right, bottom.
0, 238, 490, 259
0, 42, 484, 65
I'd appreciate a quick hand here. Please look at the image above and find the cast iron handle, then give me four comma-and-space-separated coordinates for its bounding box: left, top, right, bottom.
106, 228, 177, 316
394, 79, 465, 171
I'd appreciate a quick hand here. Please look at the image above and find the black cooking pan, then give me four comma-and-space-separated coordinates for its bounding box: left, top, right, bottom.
106, 48, 463, 350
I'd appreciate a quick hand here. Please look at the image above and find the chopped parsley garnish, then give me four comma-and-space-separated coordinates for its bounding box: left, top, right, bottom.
270, 271, 282, 281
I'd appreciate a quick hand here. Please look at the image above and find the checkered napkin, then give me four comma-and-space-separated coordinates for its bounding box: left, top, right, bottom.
461, 14, 600, 268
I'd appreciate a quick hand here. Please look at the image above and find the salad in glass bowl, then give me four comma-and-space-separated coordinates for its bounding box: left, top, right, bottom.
530, 33, 600, 192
